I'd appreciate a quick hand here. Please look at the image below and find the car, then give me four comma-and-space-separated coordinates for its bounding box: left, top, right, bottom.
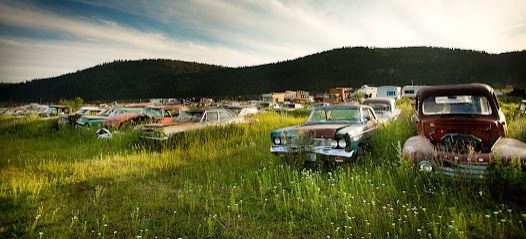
76, 108, 117, 127
279, 103, 304, 111
137, 109, 245, 140
270, 105, 378, 163
64, 106, 102, 125
362, 97, 401, 123
39, 105, 71, 118
143, 105, 188, 123
402, 83, 526, 177
103, 105, 188, 129
102, 107, 147, 129
225, 105, 258, 117
256, 102, 280, 110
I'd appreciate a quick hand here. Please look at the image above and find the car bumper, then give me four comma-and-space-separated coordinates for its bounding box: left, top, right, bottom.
140, 135, 169, 141
439, 163, 489, 178
270, 145, 355, 158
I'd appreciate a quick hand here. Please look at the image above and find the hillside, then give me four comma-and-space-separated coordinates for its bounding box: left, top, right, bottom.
1, 47, 525, 102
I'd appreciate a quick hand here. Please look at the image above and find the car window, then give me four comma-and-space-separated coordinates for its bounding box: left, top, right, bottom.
144, 108, 162, 117
205, 112, 219, 122
219, 111, 232, 121
308, 108, 360, 123
175, 111, 203, 122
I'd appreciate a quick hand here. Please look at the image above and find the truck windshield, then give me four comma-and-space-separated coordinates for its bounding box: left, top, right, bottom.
422, 95, 492, 115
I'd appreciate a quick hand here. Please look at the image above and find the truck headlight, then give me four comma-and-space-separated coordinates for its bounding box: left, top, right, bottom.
337, 139, 347, 148
273, 137, 281, 145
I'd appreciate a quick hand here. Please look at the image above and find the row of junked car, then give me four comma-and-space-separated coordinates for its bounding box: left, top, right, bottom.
3, 84, 524, 177
270, 84, 526, 177
68, 105, 255, 139
0, 103, 72, 118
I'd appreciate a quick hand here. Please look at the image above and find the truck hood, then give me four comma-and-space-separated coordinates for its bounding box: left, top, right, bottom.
421, 117, 503, 152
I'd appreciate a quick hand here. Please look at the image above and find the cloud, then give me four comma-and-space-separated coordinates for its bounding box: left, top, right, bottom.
0, 1, 277, 83
0, 0, 525, 83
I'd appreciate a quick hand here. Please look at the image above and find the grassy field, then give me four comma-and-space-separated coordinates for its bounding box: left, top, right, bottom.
1, 103, 526, 238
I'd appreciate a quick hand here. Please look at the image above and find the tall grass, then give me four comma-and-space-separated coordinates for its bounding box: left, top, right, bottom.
1, 107, 526, 238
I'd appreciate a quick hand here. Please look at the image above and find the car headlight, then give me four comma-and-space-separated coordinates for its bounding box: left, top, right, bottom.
330, 139, 338, 148
337, 139, 347, 148
273, 137, 281, 145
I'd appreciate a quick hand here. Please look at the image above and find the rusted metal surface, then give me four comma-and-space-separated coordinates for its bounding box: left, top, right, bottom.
404, 83, 526, 176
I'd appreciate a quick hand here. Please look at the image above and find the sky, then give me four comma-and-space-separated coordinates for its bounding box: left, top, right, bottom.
0, 0, 525, 83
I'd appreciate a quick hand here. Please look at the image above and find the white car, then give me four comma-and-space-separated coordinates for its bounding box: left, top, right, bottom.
362, 97, 400, 123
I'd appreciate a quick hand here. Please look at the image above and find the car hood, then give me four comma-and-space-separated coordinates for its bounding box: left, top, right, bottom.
271, 123, 360, 138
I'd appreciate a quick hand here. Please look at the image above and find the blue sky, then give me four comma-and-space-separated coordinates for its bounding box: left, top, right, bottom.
0, 0, 525, 83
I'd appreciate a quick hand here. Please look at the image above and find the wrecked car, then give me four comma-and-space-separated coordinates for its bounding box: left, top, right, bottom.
270, 105, 378, 163
102, 107, 147, 129
39, 105, 71, 118
102, 105, 188, 129
225, 105, 258, 117
143, 105, 188, 123
403, 83, 526, 177
137, 109, 244, 140
64, 106, 102, 125
76, 108, 117, 127
362, 97, 400, 123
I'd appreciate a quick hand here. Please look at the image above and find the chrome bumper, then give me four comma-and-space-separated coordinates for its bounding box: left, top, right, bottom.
270, 145, 355, 158
439, 163, 488, 178
140, 135, 169, 141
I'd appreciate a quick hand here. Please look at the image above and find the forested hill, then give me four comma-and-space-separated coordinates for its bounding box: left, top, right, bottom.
1, 47, 525, 102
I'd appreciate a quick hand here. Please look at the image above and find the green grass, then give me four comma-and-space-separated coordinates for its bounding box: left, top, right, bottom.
1, 107, 526, 238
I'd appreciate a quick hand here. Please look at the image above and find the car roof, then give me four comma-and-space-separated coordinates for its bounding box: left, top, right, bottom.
316, 105, 361, 110
363, 97, 396, 104
417, 83, 494, 98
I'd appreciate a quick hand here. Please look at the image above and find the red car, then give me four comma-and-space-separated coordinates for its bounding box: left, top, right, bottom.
103, 105, 187, 129
403, 83, 526, 177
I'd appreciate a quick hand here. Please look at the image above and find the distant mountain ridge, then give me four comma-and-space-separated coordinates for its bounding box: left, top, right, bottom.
1, 46, 525, 102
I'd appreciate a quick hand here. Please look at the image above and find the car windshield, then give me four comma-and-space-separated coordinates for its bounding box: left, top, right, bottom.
307, 108, 361, 123
227, 107, 241, 115
422, 95, 492, 115
365, 103, 391, 113
98, 109, 112, 116
110, 109, 125, 116
174, 111, 204, 123
144, 108, 163, 117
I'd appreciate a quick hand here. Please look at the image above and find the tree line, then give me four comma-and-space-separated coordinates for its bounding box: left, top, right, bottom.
1, 47, 525, 102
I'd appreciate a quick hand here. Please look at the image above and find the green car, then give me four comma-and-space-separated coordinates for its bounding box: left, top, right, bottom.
270, 105, 378, 163
76, 108, 116, 127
